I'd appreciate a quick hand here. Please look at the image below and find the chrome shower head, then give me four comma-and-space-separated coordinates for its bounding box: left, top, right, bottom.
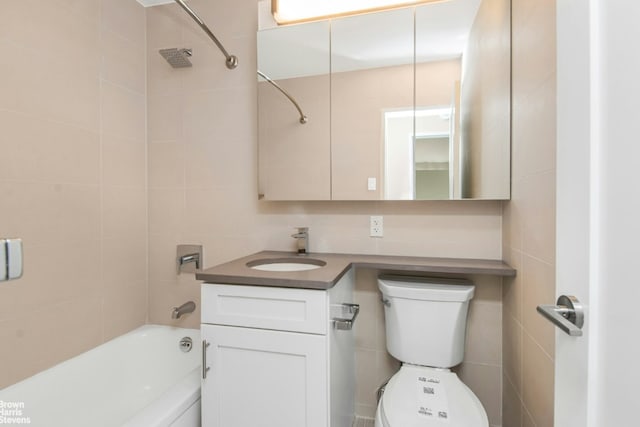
159, 48, 193, 68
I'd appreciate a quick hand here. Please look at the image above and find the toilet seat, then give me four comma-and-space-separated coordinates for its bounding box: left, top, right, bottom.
378, 365, 488, 427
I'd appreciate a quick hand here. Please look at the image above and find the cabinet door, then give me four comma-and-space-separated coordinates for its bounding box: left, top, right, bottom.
201, 324, 328, 427
331, 8, 414, 200
257, 21, 331, 201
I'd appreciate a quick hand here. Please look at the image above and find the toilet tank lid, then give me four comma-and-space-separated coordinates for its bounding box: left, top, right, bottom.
378, 275, 474, 302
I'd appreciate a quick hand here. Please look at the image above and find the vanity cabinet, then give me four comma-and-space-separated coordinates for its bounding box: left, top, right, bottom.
200, 270, 356, 427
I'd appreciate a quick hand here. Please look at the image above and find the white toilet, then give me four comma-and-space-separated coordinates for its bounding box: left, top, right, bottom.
375, 276, 489, 427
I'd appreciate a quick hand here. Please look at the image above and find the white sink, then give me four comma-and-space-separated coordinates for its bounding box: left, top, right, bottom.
246, 257, 326, 272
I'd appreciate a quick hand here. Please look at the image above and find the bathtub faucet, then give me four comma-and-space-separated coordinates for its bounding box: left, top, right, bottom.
172, 301, 196, 319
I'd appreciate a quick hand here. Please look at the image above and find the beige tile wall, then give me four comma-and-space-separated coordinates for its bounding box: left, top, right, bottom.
502, 0, 557, 426
0, 0, 147, 388
147, 0, 504, 424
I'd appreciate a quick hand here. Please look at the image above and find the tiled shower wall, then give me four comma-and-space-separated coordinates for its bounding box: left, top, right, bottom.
146, 0, 504, 424
502, 0, 557, 426
0, 0, 147, 388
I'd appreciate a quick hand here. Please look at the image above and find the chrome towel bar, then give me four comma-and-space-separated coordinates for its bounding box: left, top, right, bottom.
331, 303, 360, 330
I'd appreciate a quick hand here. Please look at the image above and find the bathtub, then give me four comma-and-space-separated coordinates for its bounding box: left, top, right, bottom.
0, 325, 201, 427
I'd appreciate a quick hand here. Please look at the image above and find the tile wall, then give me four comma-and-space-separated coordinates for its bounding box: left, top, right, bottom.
502, 0, 557, 426
0, 0, 147, 388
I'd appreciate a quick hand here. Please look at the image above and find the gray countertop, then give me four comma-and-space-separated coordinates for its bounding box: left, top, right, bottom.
195, 251, 516, 290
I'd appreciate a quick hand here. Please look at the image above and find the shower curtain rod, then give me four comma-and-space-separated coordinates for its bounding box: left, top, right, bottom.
258, 70, 308, 124
174, 0, 238, 69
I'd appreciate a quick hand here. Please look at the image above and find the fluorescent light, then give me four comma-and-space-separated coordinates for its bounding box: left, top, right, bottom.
273, 0, 435, 24
385, 108, 451, 119
136, 0, 175, 7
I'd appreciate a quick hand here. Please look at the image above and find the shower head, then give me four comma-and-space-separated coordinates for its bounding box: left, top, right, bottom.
159, 48, 193, 68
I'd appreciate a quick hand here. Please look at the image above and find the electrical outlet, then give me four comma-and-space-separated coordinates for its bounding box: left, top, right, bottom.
370, 216, 383, 237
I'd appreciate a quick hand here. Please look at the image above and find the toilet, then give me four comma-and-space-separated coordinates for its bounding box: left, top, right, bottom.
375, 276, 488, 427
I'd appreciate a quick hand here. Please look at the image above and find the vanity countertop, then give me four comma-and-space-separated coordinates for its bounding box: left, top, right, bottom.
196, 251, 516, 290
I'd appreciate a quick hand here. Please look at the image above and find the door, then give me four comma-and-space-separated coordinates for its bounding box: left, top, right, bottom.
555, 1, 640, 425
201, 324, 328, 427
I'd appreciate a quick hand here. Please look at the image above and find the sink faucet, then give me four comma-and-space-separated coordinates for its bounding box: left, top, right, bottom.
172, 301, 196, 319
177, 252, 200, 274
291, 227, 309, 255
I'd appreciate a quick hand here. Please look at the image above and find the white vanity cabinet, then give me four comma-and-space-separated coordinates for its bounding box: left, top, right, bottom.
200, 270, 356, 427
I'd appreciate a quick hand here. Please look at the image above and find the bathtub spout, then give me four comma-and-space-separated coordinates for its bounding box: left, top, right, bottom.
172, 301, 196, 319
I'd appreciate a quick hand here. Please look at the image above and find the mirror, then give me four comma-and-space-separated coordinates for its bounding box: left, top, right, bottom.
257, 0, 511, 200
384, 107, 455, 199
257, 20, 331, 200
331, 8, 414, 200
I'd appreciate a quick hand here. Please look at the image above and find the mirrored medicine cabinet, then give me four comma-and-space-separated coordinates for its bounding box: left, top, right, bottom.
257, 0, 511, 201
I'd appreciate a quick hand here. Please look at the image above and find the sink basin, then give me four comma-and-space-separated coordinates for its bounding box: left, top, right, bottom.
246, 257, 326, 272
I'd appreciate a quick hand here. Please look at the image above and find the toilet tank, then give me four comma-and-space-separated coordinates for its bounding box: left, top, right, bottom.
378, 276, 475, 368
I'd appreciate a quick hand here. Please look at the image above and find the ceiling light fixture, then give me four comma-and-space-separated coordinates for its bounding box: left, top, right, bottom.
272, 0, 439, 24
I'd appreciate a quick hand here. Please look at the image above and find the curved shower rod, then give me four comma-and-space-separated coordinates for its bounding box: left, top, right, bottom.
258, 70, 308, 124
174, 0, 238, 70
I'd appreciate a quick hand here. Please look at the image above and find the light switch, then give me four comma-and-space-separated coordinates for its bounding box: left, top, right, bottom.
0, 240, 6, 282
7, 239, 23, 280
367, 177, 377, 191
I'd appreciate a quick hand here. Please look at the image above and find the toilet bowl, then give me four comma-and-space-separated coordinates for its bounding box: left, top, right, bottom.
375, 276, 489, 427
375, 365, 487, 427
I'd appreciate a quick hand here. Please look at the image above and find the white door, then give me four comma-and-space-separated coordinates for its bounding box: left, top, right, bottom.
555, 1, 640, 425
201, 324, 328, 427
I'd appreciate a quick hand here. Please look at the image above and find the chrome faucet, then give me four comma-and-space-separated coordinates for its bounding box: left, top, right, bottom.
177, 252, 200, 274
172, 301, 196, 319
291, 227, 309, 254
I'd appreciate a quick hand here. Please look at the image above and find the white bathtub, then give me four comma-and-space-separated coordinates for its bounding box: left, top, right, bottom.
0, 325, 201, 427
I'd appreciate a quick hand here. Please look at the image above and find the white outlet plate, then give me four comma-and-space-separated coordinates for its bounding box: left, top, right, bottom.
370, 216, 383, 237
